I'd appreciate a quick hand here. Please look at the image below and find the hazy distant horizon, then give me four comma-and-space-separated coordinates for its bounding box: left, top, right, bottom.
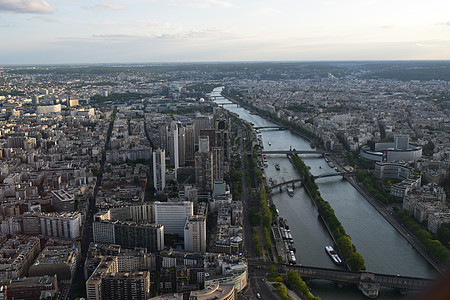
1, 0, 449, 64
2, 59, 450, 68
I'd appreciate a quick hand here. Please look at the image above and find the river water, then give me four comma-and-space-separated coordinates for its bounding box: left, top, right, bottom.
212, 87, 437, 299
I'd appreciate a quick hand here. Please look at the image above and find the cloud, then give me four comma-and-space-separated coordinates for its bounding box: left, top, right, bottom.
94, 1, 125, 11
0, 0, 55, 14
381, 25, 393, 29
255, 7, 281, 15
434, 21, 450, 27
152, 0, 232, 8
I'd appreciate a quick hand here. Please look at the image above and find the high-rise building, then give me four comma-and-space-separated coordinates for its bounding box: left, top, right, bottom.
159, 124, 169, 150
153, 149, 166, 194
185, 124, 195, 163
184, 215, 207, 253
101, 271, 150, 300
194, 115, 213, 143
212, 147, 224, 181
215, 128, 230, 170
198, 136, 210, 153
195, 138, 214, 192
93, 220, 164, 251
178, 126, 186, 166
395, 135, 409, 150
168, 122, 179, 175
154, 201, 193, 236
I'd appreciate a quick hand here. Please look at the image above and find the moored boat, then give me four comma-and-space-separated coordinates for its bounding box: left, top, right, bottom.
287, 188, 294, 196
325, 246, 342, 265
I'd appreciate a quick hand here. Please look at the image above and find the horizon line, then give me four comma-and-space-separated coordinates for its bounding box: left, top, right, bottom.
2, 59, 450, 68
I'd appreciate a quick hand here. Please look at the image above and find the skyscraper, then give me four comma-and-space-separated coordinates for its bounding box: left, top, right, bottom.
185, 124, 195, 164
153, 149, 165, 194
195, 137, 214, 192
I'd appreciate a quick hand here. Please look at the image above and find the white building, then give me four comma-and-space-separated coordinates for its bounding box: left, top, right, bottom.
36, 104, 61, 115
154, 201, 193, 236
39, 212, 81, 239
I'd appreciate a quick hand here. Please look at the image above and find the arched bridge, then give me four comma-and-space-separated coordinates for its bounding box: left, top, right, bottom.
314, 171, 355, 179
254, 126, 288, 130
262, 150, 325, 155
250, 261, 435, 297
268, 178, 303, 191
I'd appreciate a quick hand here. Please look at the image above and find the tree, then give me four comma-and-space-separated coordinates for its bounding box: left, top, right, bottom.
336, 235, 353, 259
437, 223, 450, 248
267, 265, 277, 273
347, 252, 366, 271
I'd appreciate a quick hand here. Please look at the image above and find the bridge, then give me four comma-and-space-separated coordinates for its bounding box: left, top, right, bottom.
250, 261, 435, 297
314, 171, 355, 179
268, 178, 303, 191
262, 150, 325, 155
254, 126, 288, 130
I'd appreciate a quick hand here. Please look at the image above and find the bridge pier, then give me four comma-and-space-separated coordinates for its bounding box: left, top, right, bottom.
358, 273, 380, 298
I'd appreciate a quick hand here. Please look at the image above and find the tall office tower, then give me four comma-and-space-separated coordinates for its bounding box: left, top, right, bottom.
394, 135, 409, 150
184, 215, 207, 253
153, 149, 165, 194
215, 119, 230, 169
185, 124, 195, 163
198, 136, 210, 153
212, 147, 224, 181
168, 122, 179, 176
154, 201, 193, 236
195, 151, 214, 192
178, 126, 186, 166
200, 129, 216, 148
159, 124, 169, 150
194, 115, 213, 143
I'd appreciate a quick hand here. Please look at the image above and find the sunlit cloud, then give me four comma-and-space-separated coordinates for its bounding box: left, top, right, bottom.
94, 1, 126, 11
0, 0, 55, 14
151, 0, 232, 8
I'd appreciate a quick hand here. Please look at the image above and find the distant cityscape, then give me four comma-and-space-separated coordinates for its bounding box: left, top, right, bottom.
0, 62, 448, 300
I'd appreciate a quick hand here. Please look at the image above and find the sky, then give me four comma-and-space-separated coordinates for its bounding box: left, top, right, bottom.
0, 0, 449, 64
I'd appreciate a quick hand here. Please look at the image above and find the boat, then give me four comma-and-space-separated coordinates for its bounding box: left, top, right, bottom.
262, 154, 268, 167
275, 163, 280, 171
325, 246, 342, 265
287, 188, 294, 196
268, 142, 272, 146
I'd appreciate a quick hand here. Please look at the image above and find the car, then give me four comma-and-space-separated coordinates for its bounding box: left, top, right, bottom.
256, 293, 261, 299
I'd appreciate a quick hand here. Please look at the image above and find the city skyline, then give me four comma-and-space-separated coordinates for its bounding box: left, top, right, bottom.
1, 0, 449, 64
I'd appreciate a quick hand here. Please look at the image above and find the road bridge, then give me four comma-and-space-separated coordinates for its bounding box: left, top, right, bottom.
262, 150, 325, 155
250, 261, 435, 297
268, 178, 303, 191
314, 171, 355, 179
254, 126, 288, 130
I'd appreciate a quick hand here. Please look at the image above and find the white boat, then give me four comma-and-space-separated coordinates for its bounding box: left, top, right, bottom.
268, 142, 272, 146
325, 246, 342, 265
287, 188, 294, 196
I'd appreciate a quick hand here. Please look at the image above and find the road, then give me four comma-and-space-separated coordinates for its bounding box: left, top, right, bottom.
237, 124, 255, 259
68, 109, 115, 298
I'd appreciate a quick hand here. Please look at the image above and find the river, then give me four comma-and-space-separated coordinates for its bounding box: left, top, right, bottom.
212, 87, 437, 299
